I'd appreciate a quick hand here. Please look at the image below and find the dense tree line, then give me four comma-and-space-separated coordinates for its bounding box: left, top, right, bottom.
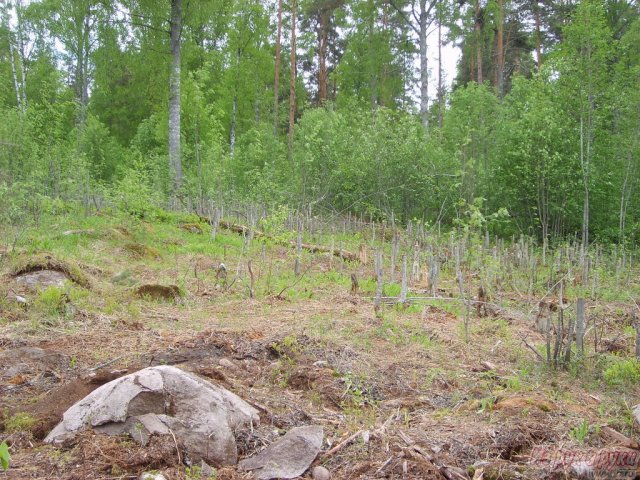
0, 0, 638, 244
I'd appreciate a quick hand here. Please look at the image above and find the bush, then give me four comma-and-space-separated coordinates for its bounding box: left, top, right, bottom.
110, 160, 163, 219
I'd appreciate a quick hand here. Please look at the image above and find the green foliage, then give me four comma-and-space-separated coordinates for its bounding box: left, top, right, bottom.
110, 160, 163, 220
270, 335, 302, 387
569, 419, 597, 443
185, 464, 217, 479
603, 358, 640, 387
478, 396, 495, 413
0, 0, 637, 244
76, 115, 125, 181
5, 412, 36, 433
34, 286, 67, 317
0, 441, 9, 471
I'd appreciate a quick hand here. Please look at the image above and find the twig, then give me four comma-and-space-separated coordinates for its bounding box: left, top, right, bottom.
275, 262, 315, 298
375, 456, 395, 475
536, 272, 570, 307
519, 333, 545, 362
322, 430, 363, 458
88, 356, 124, 372
248, 260, 255, 298
398, 430, 467, 480
628, 294, 640, 313
168, 428, 182, 464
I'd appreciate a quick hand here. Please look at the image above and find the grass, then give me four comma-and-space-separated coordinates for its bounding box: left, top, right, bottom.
603, 357, 640, 387
4, 412, 37, 433
2, 206, 640, 477
569, 419, 592, 443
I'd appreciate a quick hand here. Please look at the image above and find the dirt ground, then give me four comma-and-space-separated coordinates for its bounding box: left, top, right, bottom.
1, 219, 639, 480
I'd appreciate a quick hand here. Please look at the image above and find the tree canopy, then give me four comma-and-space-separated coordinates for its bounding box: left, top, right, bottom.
0, 0, 638, 244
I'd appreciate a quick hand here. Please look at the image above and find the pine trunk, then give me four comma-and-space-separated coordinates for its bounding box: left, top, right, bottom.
274, 0, 282, 135
495, 0, 504, 98
475, 0, 483, 85
288, 0, 297, 155
318, 11, 328, 104
419, 0, 429, 128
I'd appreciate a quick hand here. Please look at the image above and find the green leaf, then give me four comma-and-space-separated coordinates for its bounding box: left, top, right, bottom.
0, 441, 10, 471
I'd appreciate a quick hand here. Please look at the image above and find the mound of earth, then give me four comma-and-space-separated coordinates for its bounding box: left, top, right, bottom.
10, 254, 90, 289
135, 284, 182, 301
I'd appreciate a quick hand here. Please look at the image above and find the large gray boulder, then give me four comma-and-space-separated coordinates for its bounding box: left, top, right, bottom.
44, 365, 260, 466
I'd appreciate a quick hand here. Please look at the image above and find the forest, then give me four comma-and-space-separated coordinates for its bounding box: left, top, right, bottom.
0, 0, 638, 244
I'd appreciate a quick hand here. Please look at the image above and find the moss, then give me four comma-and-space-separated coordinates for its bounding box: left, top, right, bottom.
123, 242, 161, 259
179, 223, 204, 234
5, 412, 37, 433
135, 284, 182, 301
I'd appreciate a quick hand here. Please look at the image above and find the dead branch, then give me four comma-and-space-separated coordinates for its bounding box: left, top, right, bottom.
198, 216, 359, 262
398, 430, 468, 480
322, 430, 363, 458
275, 262, 315, 299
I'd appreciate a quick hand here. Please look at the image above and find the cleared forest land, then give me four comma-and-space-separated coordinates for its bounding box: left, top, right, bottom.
1, 209, 639, 479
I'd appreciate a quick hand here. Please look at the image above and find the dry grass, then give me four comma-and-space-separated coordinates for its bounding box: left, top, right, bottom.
1, 215, 639, 479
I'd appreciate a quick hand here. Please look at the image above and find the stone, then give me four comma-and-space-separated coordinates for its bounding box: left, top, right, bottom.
571, 461, 593, 479
139, 473, 167, 480
45, 365, 260, 466
312, 465, 331, 480
632, 404, 640, 429
200, 460, 216, 477
15, 270, 68, 289
218, 358, 235, 368
14, 295, 27, 304
239, 425, 323, 480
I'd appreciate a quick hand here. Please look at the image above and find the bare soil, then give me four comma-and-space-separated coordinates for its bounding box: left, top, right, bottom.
1, 220, 639, 480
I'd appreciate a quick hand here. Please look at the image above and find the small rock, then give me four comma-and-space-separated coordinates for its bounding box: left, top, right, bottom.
14, 295, 27, 304
219, 358, 235, 368
313, 360, 328, 367
632, 404, 640, 429
140, 473, 167, 480
571, 461, 593, 479
239, 425, 323, 480
480, 361, 497, 371
200, 460, 216, 477
312, 466, 331, 480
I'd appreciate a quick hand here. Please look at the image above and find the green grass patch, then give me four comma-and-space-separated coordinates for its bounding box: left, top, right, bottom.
603, 357, 640, 387
4, 412, 37, 433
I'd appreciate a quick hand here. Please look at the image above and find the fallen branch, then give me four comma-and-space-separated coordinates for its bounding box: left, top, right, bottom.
275, 262, 315, 299
199, 217, 359, 262
398, 430, 468, 480
600, 426, 640, 449
322, 430, 363, 458
375, 456, 395, 475
88, 356, 124, 372
518, 333, 545, 362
